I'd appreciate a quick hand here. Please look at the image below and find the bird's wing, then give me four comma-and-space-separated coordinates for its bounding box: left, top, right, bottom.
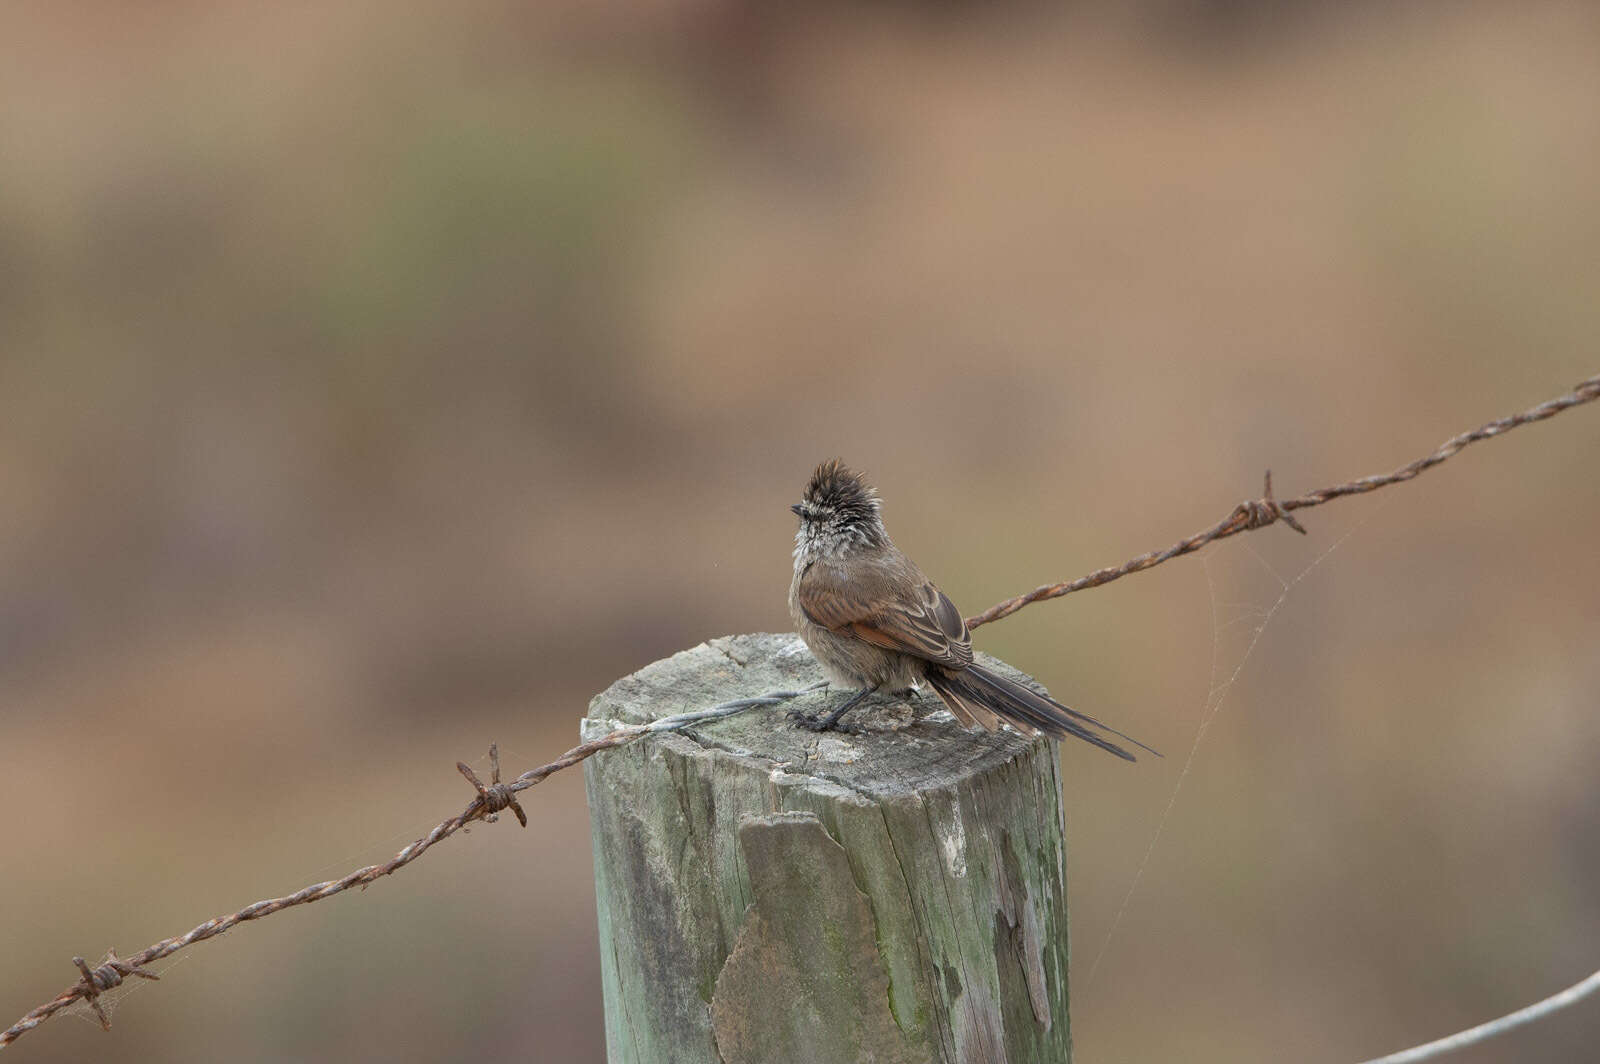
798, 557, 974, 671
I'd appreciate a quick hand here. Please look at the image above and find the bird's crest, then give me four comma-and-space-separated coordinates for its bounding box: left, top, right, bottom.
802, 460, 880, 522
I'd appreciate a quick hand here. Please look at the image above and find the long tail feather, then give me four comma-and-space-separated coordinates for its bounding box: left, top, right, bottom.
965, 666, 1162, 758
924, 673, 1005, 732
927, 666, 1159, 762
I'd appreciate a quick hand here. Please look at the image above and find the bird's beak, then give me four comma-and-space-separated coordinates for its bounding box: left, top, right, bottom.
790, 503, 804, 517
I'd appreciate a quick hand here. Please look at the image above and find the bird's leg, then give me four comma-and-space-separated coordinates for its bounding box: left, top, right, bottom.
790, 685, 880, 733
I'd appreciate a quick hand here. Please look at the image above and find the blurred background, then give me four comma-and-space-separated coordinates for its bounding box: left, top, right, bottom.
2, 1, 1597, 1061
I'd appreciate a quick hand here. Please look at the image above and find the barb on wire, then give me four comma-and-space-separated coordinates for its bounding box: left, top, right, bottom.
72, 952, 158, 1031
967, 373, 1600, 629
1356, 966, 1600, 1064
0, 681, 826, 1050
457, 743, 527, 827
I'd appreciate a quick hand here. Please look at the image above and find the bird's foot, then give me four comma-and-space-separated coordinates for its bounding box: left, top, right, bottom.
787, 686, 878, 735
785, 707, 866, 735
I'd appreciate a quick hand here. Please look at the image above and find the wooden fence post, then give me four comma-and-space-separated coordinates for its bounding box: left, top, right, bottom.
583, 633, 1074, 1064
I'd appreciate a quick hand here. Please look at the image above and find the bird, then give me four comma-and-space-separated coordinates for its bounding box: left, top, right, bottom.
788, 460, 1157, 761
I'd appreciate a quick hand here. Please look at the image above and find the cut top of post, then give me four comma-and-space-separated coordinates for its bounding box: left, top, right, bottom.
583, 632, 1052, 800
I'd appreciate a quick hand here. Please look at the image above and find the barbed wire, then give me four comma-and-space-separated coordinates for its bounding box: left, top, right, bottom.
3, 373, 1597, 1054
965, 372, 1600, 629
0, 684, 825, 1049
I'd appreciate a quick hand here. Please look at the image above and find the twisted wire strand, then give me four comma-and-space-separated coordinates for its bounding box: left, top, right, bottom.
966, 373, 1600, 629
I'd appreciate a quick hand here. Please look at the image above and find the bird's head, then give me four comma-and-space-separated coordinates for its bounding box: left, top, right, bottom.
792, 459, 887, 556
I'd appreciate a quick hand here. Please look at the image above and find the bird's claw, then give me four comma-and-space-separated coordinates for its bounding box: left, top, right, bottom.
786, 707, 829, 731
787, 707, 866, 735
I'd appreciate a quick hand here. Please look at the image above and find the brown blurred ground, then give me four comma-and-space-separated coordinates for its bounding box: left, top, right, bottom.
2, 2, 1598, 1061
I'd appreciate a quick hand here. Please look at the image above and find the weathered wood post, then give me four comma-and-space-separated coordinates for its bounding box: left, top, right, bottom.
583, 633, 1073, 1064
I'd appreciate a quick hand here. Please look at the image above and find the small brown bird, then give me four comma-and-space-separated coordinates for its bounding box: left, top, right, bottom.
788, 460, 1156, 761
